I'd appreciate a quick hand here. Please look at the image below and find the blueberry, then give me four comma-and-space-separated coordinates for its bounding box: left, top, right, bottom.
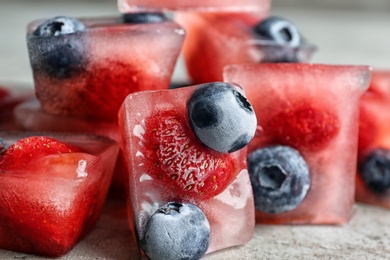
187, 82, 257, 153
33, 16, 85, 37
140, 202, 210, 260
28, 37, 85, 78
247, 145, 310, 214
121, 12, 168, 24
254, 16, 301, 47
253, 16, 310, 62
359, 148, 390, 194
28, 16, 86, 78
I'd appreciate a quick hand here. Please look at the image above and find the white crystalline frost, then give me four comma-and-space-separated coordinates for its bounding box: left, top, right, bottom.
76, 160, 88, 178
140, 173, 153, 182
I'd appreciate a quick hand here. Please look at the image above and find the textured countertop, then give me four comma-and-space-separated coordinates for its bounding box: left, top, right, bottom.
1, 1, 390, 259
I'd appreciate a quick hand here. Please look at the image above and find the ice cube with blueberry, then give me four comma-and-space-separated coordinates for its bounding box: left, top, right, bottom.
118, 82, 257, 257
224, 63, 371, 224
176, 13, 316, 84
27, 14, 185, 120
357, 70, 390, 208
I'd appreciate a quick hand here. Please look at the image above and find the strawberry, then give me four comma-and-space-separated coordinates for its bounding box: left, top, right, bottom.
30, 16, 184, 120
0, 136, 82, 171
224, 63, 370, 224
81, 60, 148, 120
264, 103, 340, 151
141, 109, 236, 200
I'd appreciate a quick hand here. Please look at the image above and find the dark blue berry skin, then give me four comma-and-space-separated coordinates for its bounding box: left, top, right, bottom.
187, 82, 257, 153
140, 202, 210, 260
28, 16, 86, 79
121, 12, 168, 24
247, 145, 310, 214
253, 16, 310, 63
33, 16, 85, 37
359, 148, 390, 194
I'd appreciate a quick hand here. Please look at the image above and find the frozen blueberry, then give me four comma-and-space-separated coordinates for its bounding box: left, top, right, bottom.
359, 148, 390, 194
247, 145, 310, 214
33, 16, 85, 37
28, 38, 85, 79
253, 16, 311, 62
140, 202, 210, 260
187, 82, 257, 153
121, 12, 168, 24
254, 16, 301, 48
28, 16, 86, 78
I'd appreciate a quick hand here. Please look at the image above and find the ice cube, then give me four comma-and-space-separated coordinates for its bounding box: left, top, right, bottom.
118, 84, 255, 256
224, 63, 371, 224
27, 15, 185, 120
0, 132, 119, 256
357, 70, 390, 208
176, 13, 315, 84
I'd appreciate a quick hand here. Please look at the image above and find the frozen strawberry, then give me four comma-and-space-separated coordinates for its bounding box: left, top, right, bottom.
224, 63, 371, 224
118, 0, 270, 14
0, 132, 119, 257
119, 82, 256, 257
141, 110, 236, 200
176, 13, 315, 84
27, 14, 185, 120
356, 70, 390, 208
0, 136, 82, 171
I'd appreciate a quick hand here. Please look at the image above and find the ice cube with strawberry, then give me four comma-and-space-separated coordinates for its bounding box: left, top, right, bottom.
176, 13, 316, 84
119, 82, 257, 258
224, 63, 371, 224
357, 70, 390, 208
27, 14, 185, 120
0, 132, 119, 257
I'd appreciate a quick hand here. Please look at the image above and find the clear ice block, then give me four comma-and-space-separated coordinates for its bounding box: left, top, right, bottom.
356, 70, 390, 208
224, 63, 371, 224
27, 15, 185, 120
118, 85, 255, 256
0, 132, 119, 256
176, 13, 315, 84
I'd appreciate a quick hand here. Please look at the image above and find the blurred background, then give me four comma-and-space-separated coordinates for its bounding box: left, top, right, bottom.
0, 0, 389, 84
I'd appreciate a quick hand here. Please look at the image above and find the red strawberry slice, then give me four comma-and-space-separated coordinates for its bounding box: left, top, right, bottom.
141, 110, 236, 200
0, 136, 82, 171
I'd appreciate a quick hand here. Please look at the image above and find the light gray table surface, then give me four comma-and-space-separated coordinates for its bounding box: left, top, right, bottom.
1, 1, 390, 259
